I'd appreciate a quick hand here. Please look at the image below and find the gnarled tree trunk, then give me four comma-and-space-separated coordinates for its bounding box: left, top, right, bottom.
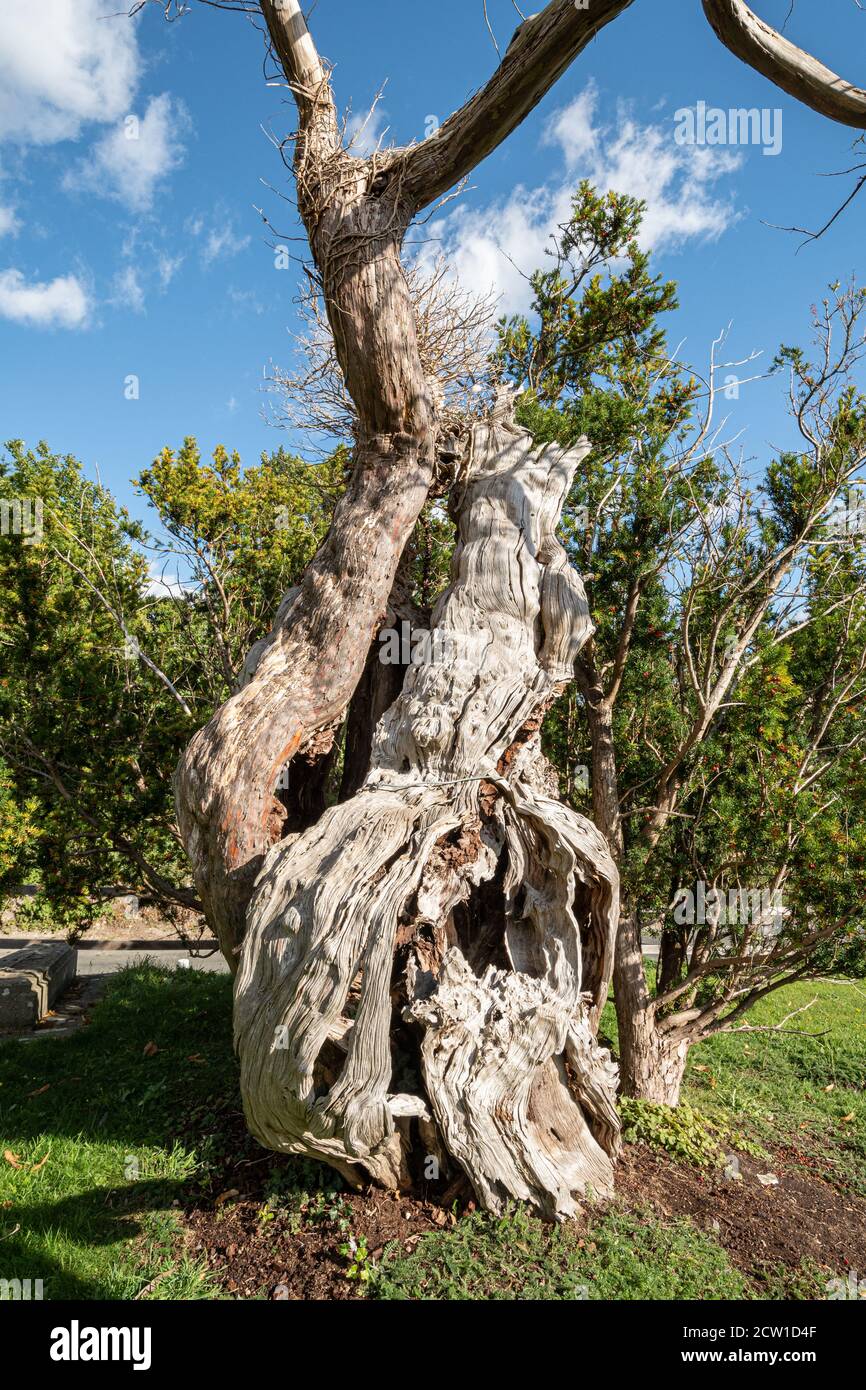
233, 409, 620, 1216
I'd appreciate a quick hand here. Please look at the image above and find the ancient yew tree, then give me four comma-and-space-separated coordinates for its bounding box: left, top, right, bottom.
159, 0, 866, 1214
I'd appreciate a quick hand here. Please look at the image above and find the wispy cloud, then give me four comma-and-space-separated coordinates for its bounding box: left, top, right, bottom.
0, 203, 18, 237
157, 253, 183, 289
110, 264, 145, 313
202, 221, 251, 266
185, 208, 251, 266
63, 94, 190, 213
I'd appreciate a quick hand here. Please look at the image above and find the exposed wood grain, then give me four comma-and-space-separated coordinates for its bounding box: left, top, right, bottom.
233, 408, 620, 1214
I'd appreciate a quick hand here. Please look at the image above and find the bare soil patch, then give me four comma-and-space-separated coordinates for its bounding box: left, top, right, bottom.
174, 1103, 866, 1299
616, 1141, 866, 1291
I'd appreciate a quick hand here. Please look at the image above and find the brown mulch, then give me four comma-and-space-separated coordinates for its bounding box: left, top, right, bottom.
181, 1184, 458, 1300
616, 1141, 866, 1288
174, 1100, 469, 1299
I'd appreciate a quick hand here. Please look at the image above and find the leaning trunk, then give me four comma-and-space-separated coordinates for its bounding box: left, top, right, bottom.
175, 157, 437, 965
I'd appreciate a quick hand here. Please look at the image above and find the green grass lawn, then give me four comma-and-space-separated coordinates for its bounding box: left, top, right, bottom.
0, 964, 232, 1299
683, 981, 866, 1195
598, 976, 866, 1193
1, 963, 862, 1300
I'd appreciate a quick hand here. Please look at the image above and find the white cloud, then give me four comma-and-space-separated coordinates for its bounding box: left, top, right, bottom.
0, 204, 19, 236
0, 1, 139, 145
0, 267, 90, 328
157, 253, 183, 288
63, 94, 189, 212
425, 184, 565, 321
420, 85, 743, 315
545, 86, 599, 169
143, 563, 194, 600
185, 209, 250, 264
110, 264, 145, 313
0, 157, 18, 236
544, 88, 743, 251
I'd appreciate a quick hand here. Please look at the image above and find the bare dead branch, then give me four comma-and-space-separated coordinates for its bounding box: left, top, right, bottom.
399, 0, 636, 211
702, 0, 866, 128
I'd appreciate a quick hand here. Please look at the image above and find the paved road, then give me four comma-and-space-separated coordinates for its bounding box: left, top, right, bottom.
0, 942, 229, 1041
0, 938, 229, 977
74, 947, 229, 977
3, 939, 660, 980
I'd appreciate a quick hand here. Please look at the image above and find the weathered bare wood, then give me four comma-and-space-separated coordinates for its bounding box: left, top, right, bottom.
234, 409, 620, 1216
702, 0, 866, 128
177, 0, 866, 966
166, 0, 866, 1211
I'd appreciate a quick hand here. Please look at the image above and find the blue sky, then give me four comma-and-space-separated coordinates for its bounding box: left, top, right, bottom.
1, 0, 864, 539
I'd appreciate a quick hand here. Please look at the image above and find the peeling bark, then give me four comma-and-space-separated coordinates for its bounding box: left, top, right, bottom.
175, 436, 434, 964
234, 411, 620, 1216
175, 140, 437, 961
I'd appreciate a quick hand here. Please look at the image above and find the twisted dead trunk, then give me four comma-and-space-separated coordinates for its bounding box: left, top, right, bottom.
234, 412, 621, 1217
174, 0, 636, 965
